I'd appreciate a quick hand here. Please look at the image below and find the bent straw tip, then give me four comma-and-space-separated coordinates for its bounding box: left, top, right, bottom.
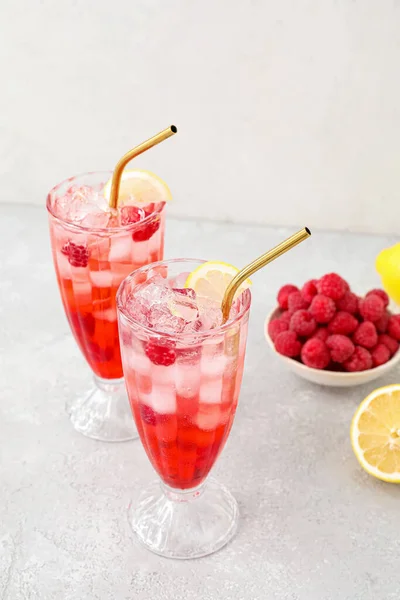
170, 125, 178, 133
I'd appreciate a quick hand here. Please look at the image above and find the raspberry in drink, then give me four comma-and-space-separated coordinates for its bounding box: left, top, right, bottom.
47, 170, 169, 441
117, 258, 251, 558
117, 229, 311, 558
118, 264, 250, 489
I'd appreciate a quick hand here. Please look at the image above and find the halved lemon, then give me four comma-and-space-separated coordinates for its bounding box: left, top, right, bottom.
184, 261, 252, 303
375, 244, 400, 305
103, 169, 172, 206
351, 384, 400, 483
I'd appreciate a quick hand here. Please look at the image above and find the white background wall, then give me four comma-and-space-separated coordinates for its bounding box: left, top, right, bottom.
1, 0, 399, 234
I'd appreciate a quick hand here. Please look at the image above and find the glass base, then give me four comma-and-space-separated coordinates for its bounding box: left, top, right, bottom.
128, 478, 239, 559
66, 376, 138, 442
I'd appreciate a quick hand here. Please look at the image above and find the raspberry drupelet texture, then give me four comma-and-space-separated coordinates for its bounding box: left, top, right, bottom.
133, 214, 161, 242
277, 284, 299, 310
274, 331, 302, 358
289, 310, 317, 337
279, 311, 292, 324
268, 318, 289, 342
317, 273, 348, 301
287, 291, 309, 313
311, 327, 329, 342
301, 338, 330, 369
120, 203, 162, 240
358, 294, 385, 322
336, 291, 359, 315
140, 403, 157, 426
326, 334, 355, 363
343, 346, 372, 372
309, 294, 336, 324
388, 315, 400, 341
378, 333, 399, 356
328, 311, 358, 335
301, 279, 318, 304
352, 321, 378, 349
374, 311, 390, 334
61, 240, 89, 267
274, 273, 398, 372
145, 342, 176, 366
371, 344, 391, 367
366, 289, 389, 308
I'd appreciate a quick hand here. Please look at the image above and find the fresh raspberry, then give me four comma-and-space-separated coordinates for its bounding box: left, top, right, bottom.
326, 334, 355, 363
317, 273, 347, 301
289, 310, 316, 337
132, 214, 161, 242
268, 318, 289, 342
145, 341, 176, 366
277, 285, 299, 310
358, 294, 385, 322
388, 315, 400, 341
378, 333, 399, 356
374, 311, 390, 333
61, 240, 89, 267
343, 346, 372, 372
371, 344, 391, 367
328, 311, 358, 335
274, 331, 302, 358
279, 311, 292, 324
309, 294, 336, 324
301, 338, 330, 370
301, 279, 318, 304
120, 205, 145, 225
353, 321, 378, 349
139, 403, 157, 426
287, 291, 309, 313
311, 327, 329, 342
366, 289, 389, 308
336, 291, 358, 315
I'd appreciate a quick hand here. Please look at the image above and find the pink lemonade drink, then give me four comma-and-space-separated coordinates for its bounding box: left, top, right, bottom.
47, 170, 169, 441
117, 259, 251, 558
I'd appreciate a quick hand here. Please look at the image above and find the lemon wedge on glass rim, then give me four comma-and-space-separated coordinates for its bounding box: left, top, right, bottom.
103, 169, 172, 206
184, 261, 252, 303
351, 384, 400, 483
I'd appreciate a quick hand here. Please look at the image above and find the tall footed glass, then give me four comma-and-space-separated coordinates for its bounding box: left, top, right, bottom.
117, 259, 251, 558
47, 171, 166, 442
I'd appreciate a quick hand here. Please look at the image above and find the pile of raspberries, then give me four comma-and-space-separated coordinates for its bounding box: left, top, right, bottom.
268, 273, 400, 371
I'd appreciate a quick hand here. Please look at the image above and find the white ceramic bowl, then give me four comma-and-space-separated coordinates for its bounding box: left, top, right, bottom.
265, 308, 400, 387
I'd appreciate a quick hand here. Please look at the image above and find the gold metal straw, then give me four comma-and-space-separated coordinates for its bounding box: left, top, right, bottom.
221, 227, 311, 322
108, 125, 178, 210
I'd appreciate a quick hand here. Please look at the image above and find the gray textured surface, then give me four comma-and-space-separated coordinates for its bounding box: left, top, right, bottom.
1, 204, 400, 600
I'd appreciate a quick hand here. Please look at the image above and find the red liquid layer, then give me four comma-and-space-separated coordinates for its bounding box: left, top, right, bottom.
60, 277, 123, 379
50, 221, 164, 379
132, 399, 236, 489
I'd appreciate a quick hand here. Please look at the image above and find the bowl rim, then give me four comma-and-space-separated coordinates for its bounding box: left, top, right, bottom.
264, 307, 400, 378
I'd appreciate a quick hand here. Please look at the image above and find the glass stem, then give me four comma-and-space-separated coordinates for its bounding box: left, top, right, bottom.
93, 375, 125, 394
161, 481, 206, 503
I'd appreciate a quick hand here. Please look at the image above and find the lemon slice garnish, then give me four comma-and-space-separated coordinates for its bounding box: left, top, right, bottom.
103, 169, 172, 206
351, 384, 400, 483
184, 261, 252, 303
